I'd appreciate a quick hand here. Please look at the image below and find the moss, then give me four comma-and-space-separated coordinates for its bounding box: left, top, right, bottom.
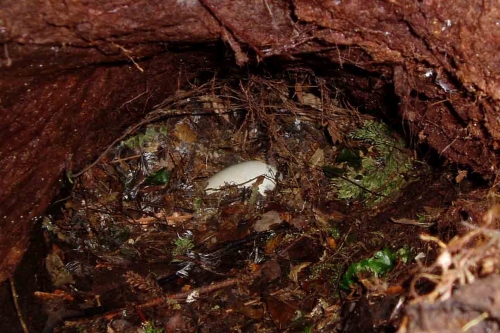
121, 125, 168, 150
172, 236, 194, 258
331, 120, 412, 204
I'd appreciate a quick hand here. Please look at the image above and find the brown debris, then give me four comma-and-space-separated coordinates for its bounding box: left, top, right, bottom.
1, 0, 500, 283
1, 1, 500, 332
404, 275, 500, 333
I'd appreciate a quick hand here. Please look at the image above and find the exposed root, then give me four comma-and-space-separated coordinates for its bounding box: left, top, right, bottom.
10, 278, 29, 333
410, 204, 500, 304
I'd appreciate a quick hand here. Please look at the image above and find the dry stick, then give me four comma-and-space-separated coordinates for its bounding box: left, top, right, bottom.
118, 89, 149, 110
111, 43, 144, 73
136, 277, 241, 309
64, 278, 243, 327
72, 115, 162, 178
72, 83, 212, 179
278, 235, 307, 257
111, 154, 142, 163
72, 86, 238, 179
10, 278, 29, 333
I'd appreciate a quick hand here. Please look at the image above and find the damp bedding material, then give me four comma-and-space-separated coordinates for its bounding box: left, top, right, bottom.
35, 73, 438, 332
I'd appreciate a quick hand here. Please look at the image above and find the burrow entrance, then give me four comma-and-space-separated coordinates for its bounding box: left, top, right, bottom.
3, 52, 498, 333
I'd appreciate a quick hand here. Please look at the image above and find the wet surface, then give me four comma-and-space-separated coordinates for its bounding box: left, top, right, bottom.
4, 72, 480, 332
2, 1, 500, 331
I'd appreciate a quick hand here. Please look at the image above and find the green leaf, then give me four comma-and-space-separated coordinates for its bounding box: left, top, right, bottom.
396, 245, 412, 264
144, 168, 171, 186
340, 248, 399, 290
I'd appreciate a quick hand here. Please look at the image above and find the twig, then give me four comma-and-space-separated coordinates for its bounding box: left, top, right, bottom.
440, 134, 461, 155
111, 154, 142, 163
34, 291, 74, 301
72, 118, 153, 178
118, 89, 149, 110
112, 43, 144, 73
3, 43, 12, 67
73, 84, 219, 178
136, 277, 241, 309
461, 312, 488, 332
390, 217, 434, 228
10, 278, 29, 333
278, 235, 306, 256
132, 214, 193, 225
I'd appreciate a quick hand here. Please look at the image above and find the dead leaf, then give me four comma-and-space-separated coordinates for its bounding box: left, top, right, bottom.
290, 216, 309, 230
301, 92, 322, 109
267, 297, 298, 326
46, 253, 75, 287
264, 234, 283, 254
232, 300, 264, 320
221, 202, 248, 217
327, 120, 343, 144
249, 262, 261, 273
174, 121, 197, 143
326, 237, 337, 249
313, 207, 345, 226
260, 260, 282, 281
98, 192, 120, 205
309, 147, 325, 167
288, 262, 311, 283
254, 210, 282, 232
455, 169, 467, 183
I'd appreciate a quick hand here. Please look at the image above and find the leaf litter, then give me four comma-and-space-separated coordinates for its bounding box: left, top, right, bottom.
35, 69, 491, 332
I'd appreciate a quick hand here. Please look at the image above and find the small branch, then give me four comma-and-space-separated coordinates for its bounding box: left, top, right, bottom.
136, 277, 241, 309
10, 278, 29, 333
390, 217, 433, 228
72, 88, 209, 178
72, 117, 156, 178
112, 43, 144, 73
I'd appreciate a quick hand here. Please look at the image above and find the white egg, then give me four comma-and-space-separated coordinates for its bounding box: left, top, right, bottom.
205, 161, 279, 196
